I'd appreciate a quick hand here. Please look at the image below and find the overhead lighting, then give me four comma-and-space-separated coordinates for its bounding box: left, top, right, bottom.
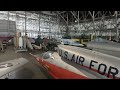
75, 20, 77, 22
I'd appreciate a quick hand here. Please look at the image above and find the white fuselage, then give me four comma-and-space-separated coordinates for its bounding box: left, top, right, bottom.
57, 45, 120, 79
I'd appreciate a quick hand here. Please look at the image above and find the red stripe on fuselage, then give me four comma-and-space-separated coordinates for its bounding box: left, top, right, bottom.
30, 53, 119, 79
36, 57, 88, 79
79, 64, 120, 79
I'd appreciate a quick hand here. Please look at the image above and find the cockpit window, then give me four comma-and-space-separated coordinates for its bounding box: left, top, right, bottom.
42, 51, 54, 59
0, 63, 13, 68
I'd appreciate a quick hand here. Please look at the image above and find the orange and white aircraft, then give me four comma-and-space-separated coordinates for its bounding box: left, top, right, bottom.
30, 45, 120, 79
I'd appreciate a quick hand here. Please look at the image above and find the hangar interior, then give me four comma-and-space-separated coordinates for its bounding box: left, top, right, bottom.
0, 11, 120, 79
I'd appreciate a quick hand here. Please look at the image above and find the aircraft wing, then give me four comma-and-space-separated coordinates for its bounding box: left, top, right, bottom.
0, 58, 29, 79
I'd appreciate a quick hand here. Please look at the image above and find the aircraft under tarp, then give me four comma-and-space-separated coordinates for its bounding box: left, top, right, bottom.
90, 38, 114, 43
87, 37, 120, 58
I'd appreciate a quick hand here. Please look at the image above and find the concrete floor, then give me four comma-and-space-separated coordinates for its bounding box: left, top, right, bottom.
0, 45, 53, 79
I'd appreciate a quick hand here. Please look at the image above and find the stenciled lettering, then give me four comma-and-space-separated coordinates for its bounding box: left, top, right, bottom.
58, 49, 120, 79
78, 56, 85, 66
107, 66, 119, 79
59, 49, 62, 57
89, 60, 98, 69
64, 51, 68, 60
98, 63, 107, 75
71, 54, 75, 62
75, 55, 79, 63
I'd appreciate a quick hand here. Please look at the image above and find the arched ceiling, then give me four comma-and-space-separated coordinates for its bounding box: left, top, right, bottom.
28, 11, 120, 24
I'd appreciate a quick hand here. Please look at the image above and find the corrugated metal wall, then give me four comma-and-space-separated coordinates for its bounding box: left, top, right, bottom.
0, 20, 16, 36
0, 11, 66, 39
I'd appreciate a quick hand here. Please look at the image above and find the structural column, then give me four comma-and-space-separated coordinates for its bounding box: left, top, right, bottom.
78, 11, 79, 31
115, 11, 119, 41
15, 11, 17, 33
7, 11, 9, 35
38, 12, 40, 36
58, 16, 60, 38
25, 11, 27, 36
66, 12, 69, 36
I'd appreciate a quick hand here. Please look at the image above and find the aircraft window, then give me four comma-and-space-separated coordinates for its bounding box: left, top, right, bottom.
49, 53, 55, 59
43, 51, 54, 59
0, 63, 13, 68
